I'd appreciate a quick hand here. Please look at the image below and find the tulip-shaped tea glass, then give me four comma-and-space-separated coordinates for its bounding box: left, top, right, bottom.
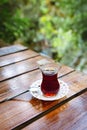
39, 62, 61, 97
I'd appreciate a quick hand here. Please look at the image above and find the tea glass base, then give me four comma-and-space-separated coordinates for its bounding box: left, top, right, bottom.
29, 79, 69, 101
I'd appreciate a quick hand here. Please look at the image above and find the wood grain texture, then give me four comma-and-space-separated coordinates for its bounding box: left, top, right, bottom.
0, 70, 87, 130
0, 44, 27, 56
0, 50, 39, 67
23, 92, 87, 130
0, 45, 87, 130
0, 64, 74, 102
61, 71, 87, 93
12, 70, 87, 130
0, 55, 74, 82
0, 55, 51, 81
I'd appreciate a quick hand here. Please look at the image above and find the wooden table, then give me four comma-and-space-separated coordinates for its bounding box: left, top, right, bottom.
0, 45, 87, 130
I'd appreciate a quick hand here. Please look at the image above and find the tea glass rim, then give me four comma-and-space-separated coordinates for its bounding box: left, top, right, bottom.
38, 62, 61, 75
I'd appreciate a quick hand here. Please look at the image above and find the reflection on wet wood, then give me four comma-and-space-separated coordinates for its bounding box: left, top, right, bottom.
0, 45, 87, 130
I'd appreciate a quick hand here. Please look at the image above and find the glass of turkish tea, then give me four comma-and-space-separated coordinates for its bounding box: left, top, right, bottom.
39, 62, 61, 97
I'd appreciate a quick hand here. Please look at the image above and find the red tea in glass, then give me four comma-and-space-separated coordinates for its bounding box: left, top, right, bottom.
40, 63, 60, 97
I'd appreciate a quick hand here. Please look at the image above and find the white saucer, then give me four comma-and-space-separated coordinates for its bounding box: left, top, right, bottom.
29, 80, 69, 101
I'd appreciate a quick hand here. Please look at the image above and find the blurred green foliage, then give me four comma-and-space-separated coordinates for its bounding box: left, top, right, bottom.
0, 0, 40, 44
0, 0, 87, 72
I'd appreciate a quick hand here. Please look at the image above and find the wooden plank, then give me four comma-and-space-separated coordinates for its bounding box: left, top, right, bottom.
0, 70, 87, 130
61, 71, 87, 93
0, 44, 27, 56
0, 55, 54, 82
12, 71, 87, 129
0, 65, 73, 103
0, 55, 74, 82
13, 88, 87, 130
0, 50, 39, 67
22, 92, 87, 130
1, 45, 86, 130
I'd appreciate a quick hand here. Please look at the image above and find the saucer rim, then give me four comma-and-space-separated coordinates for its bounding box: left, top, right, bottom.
29, 79, 69, 101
